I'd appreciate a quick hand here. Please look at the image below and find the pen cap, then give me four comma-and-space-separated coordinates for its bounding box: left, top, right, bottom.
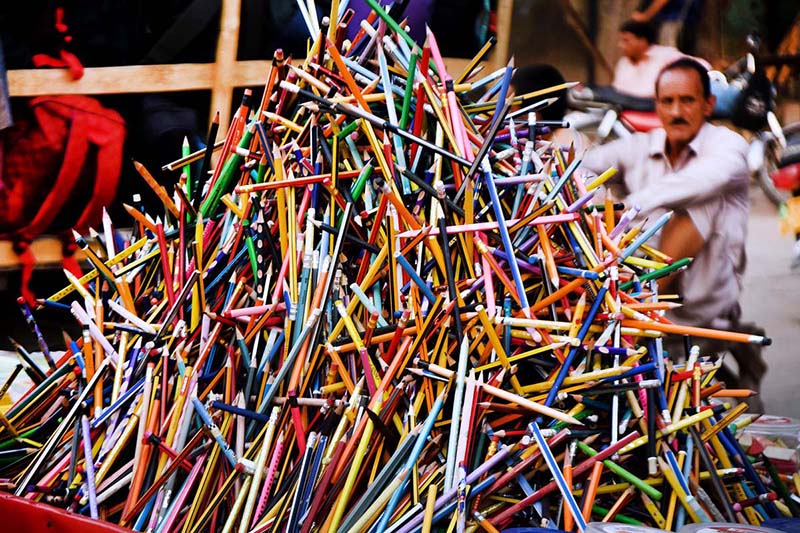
678, 523, 787, 533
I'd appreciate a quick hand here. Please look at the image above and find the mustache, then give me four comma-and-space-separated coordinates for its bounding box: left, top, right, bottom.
669, 118, 689, 125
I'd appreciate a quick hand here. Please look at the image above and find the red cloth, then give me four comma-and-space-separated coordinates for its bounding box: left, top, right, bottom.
1, 95, 125, 303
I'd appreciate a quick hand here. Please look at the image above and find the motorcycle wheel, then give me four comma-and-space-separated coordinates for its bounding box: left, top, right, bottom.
758, 134, 793, 207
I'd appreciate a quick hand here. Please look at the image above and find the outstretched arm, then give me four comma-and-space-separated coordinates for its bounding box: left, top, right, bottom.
625, 136, 749, 217
633, 0, 671, 21
581, 136, 634, 187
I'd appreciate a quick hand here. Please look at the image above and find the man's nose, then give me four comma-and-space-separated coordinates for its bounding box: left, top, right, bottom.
665, 101, 682, 116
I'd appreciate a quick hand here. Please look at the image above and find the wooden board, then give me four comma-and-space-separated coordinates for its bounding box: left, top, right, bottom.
0, 238, 86, 271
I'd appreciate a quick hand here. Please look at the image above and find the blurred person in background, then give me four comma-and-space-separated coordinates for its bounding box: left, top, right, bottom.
511, 63, 586, 150
613, 19, 708, 99
633, 0, 703, 54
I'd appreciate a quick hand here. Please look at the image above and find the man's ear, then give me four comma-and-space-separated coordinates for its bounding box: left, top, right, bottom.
704, 94, 717, 117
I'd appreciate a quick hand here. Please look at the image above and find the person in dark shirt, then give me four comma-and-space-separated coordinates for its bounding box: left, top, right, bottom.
633, 0, 702, 54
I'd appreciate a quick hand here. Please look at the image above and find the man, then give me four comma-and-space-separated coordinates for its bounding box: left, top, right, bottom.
632, 0, 702, 53
584, 57, 767, 410
613, 20, 694, 99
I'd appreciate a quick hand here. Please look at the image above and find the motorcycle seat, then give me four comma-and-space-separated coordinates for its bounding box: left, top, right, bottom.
620, 110, 662, 133
583, 86, 656, 112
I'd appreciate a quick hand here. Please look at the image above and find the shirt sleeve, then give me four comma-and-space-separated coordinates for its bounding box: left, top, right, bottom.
624, 131, 749, 217
580, 137, 629, 180
684, 199, 716, 241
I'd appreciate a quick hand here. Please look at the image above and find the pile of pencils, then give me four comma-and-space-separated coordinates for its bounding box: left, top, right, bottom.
0, 1, 792, 531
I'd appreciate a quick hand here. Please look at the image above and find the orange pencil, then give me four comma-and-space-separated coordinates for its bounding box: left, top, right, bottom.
126, 397, 160, 516
581, 461, 604, 522
133, 160, 181, 219
122, 203, 158, 234
537, 224, 559, 289
621, 319, 771, 345
711, 389, 758, 398
563, 441, 576, 532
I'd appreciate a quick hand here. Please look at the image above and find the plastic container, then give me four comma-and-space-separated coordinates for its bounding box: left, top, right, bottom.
736, 415, 800, 449
735, 414, 800, 474
585, 522, 670, 533
1, 491, 132, 533
679, 522, 787, 533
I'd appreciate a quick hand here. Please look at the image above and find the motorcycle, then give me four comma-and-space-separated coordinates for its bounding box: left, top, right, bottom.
564, 34, 789, 206
768, 129, 800, 269
565, 84, 659, 143
711, 33, 788, 206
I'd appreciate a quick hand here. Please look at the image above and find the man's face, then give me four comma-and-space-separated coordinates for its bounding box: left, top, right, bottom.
618, 31, 649, 61
655, 68, 715, 150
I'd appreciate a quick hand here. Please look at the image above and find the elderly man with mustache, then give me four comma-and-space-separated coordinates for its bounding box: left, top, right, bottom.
582, 57, 767, 410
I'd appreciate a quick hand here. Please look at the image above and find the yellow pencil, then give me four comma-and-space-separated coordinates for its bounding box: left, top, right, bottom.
476, 305, 523, 395
421, 483, 438, 533
659, 456, 701, 523
586, 167, 618, 191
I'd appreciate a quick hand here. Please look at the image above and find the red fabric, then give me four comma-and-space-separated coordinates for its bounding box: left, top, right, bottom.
31, 50, 84, 80
1, 95, 125, 302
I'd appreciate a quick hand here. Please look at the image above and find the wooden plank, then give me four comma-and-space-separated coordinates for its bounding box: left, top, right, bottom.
492, 0, 514, 69
7, 61, 272, 97
210, 0, 243, 132
0, 238, 85, 270
8, 57, 480, 98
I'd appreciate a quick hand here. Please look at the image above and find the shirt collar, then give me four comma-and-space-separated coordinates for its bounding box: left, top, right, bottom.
648, 122, 711, 159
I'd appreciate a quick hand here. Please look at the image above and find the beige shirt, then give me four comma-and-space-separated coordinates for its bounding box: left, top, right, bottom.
612, 45, 686, 98
582, 123, 750, 327
611, 44, 711, 98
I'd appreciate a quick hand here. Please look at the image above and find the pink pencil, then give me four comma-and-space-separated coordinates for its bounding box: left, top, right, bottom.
155, 453, 207, 532
225, 302, 287, 318
478, 235, 497, 316
252, 431, 285, 528
425, 25, 472, 161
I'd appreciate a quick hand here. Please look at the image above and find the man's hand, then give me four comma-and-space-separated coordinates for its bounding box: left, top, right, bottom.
631, 10, 650, 21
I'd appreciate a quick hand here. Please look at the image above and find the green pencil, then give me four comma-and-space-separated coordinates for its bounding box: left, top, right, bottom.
619, 257, 692, 291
